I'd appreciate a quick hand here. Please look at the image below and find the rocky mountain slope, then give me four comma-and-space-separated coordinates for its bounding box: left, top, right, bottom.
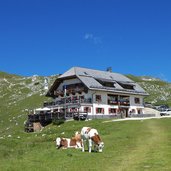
0, 72, 57, 136
126, 75, 171, 106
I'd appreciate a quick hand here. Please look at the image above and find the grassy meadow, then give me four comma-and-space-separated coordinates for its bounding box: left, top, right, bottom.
0, 118, 171, 171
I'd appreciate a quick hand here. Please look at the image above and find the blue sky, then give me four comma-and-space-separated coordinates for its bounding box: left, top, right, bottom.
0, 0, 171, 81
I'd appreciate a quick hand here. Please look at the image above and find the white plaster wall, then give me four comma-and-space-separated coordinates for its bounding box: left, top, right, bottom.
130, 95, 144, 107
54, 84, 146, 115
90, 90, 107, 104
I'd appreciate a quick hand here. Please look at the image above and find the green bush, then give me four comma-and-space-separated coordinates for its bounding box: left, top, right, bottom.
52, 118, 65, 125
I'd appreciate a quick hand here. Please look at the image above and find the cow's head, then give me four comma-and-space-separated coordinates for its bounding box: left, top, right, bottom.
74, 131, 81, 141
56, 137, 68, 149
56, 137, 62, 148
97, 141, 104, 152
92, 133, 104, 152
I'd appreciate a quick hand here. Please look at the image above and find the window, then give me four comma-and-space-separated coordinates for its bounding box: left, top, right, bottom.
96, 95, 102, 102
109, 108, 117, 114
66, 97, 71, 103
70, 108, 78, 112
137, 109, 141, 114
79, 95, 84, 102
132, 109, 136, 114
96, 108, 104, 114
134, 98, 140, 104
72, 96, 78, 103
95, 78, 115, 88
119, 96, 130, 105
84, 107, 91, 113
103, 82, 115, 88
108, 94, 118, 104
118, 82, 134, 90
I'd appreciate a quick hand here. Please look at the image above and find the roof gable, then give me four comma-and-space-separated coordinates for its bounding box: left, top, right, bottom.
47, 67, 148, 96
58, 67, 76, 78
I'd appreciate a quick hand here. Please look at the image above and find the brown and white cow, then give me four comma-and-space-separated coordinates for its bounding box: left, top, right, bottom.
56, 135, 82, 149
80, 127, 104, 153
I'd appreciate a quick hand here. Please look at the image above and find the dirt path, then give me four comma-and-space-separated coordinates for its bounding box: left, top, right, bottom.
102, 116, 171, 123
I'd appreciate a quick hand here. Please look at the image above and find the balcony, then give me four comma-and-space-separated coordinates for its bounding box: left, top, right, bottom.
54, 86, 88, 97
108, 99, 130, 106
108, 100, 118, 105
43, 98, 92, 107
119, 99, 130, 106
80, 98, 92, 103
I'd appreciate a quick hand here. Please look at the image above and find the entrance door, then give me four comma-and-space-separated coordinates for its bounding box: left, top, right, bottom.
120, 108, 129, 118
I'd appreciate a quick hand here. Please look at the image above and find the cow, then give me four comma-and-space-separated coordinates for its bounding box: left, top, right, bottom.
74, 131, 81, 141
56, 136, 82, 149
80, 127, 104, 153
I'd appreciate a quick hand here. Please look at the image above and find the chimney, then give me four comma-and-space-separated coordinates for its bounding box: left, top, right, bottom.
106, 67, 112, 72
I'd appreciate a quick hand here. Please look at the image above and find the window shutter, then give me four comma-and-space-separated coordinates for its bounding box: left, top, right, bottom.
96, 108, 98, 114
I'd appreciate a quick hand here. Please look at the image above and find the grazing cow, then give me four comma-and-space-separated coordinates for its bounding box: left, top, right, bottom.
56, 136, 82, 149
80, 127, 104, 153
74, 131, 82, 141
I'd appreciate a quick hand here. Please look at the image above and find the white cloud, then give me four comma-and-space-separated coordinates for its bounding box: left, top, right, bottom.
84, 33, 102, 44
84, 33, 93, 40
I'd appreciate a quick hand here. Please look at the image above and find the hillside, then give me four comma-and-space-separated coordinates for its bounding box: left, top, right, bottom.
0, 72, 57, 136
126, 75, 171, 106
0, 71, 171, 135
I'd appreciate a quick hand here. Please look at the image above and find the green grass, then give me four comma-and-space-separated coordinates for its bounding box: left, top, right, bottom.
0, 118, 171, 171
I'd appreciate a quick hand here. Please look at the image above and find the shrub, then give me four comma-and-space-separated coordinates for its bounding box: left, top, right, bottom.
52, 118, 65, 125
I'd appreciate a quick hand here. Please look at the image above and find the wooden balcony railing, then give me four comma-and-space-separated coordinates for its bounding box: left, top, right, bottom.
108, 100, 118, 105
108, 99, 130, 106
43, 98, 92, 107
119, 99, 130, 106
54, 87, 88, 96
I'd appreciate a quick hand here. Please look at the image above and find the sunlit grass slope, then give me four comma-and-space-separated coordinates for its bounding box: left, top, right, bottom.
0, 118, 171, 171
